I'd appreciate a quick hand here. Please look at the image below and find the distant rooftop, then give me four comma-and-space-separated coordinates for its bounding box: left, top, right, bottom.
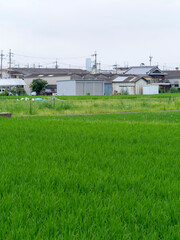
164, 70, 180, 79
5, 68, 89, 78
124, 66, 167, 76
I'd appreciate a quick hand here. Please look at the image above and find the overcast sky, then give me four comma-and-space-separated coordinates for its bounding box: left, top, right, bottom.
1, 0, 180, 69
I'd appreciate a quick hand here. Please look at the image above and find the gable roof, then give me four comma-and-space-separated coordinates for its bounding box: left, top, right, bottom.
124, 66, 167, 76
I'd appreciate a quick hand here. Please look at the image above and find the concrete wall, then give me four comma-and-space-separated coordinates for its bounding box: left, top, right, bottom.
57, 81, 76, 95
143, 85, 159, 95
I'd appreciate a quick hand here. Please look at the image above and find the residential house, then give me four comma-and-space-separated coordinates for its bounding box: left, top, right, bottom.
112, 76, 148, 95
124, 66, 167, 83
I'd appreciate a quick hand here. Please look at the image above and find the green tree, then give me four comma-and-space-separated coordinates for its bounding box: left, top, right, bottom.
30, 79, 48, 95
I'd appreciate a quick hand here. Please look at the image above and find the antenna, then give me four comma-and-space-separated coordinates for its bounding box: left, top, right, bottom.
149, 55, 153, 66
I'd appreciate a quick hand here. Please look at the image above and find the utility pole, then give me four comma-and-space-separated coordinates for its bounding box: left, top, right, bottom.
8, 49, 13, 69
92, 51, 97, 73
1, 50, 5, 78
149, 55, 153, 66
55, 59, 58, 69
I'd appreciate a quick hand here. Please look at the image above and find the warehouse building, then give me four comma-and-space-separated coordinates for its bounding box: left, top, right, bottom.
57, 79, 104, 96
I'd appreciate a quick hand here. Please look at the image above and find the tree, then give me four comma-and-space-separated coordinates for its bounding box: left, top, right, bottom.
30, 79, 48, 95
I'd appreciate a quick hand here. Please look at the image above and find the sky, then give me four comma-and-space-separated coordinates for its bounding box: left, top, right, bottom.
0, 0, 180, 70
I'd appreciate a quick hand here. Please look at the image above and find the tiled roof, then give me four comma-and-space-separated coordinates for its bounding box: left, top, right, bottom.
124, 66, 167, 76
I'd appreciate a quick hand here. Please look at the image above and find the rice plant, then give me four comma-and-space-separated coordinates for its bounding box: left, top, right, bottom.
0, 112, 179, 239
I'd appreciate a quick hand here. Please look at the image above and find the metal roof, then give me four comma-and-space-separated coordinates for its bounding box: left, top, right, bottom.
112, 76, 128, 82
0, 79, 26, 86
125, 67, 153, 75
7, 68, 88, 78
124, 66, 167, 76
112, 76, 147, 83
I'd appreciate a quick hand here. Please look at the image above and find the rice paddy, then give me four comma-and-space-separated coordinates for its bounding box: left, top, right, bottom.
0, 94, 180, 116
0, 111, 179, 239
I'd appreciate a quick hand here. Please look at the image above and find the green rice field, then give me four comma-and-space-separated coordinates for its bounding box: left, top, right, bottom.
0, 111, 179, 239
1, 94, 180, 115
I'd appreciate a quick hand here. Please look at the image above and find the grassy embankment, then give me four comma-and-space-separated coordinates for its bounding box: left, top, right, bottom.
1, 94, 180, 115
0, 112, 179, 239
